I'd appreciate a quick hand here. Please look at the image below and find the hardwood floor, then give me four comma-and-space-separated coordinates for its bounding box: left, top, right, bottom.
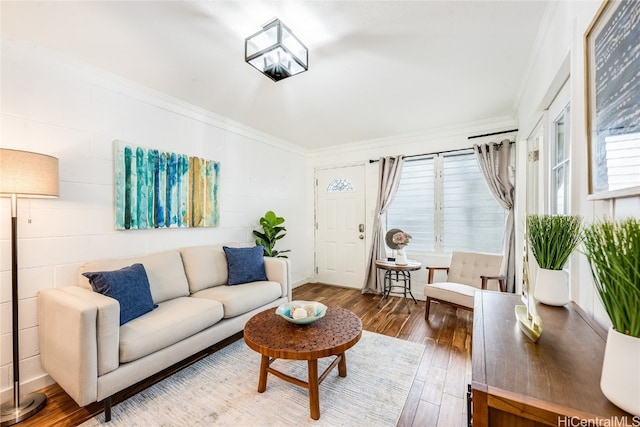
18, 283, 472, 427
295, 283, 473, 427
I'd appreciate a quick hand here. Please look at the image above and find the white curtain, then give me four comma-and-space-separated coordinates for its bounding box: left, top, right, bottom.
473, 140, 516, 292
362, 155, 405, 294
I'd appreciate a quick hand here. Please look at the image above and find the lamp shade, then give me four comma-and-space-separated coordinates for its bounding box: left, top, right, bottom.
0, 148, 59, 197
245, 18, 308, 82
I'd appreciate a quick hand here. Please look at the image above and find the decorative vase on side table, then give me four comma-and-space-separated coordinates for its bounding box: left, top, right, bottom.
395, 248, 408, 265
384, 228, 412, 266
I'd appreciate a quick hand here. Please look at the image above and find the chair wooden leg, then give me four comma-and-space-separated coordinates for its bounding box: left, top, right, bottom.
425, 297, 432, 320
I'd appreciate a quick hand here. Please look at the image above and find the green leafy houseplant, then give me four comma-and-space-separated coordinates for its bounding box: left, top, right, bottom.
253, 210, 290, 258
582, 218, 640, 338
527, 214, 582, 270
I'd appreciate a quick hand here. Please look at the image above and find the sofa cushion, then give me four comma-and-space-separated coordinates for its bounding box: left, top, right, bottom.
119, 297, 224, 363
180, 245, 228, 293
223, 245, 268, 285
191, 281, 282, 318
78, 250, 190, 304
424, 282, 476, 309
83, 263, 156, 325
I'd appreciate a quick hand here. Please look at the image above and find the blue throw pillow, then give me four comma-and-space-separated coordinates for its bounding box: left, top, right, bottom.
223, 245, 268, 285
83, 263, 157, 325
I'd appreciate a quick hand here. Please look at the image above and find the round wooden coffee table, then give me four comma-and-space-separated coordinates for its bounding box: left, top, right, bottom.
244, 306, 362, 420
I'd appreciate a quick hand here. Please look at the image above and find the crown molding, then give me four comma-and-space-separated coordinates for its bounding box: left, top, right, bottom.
1, 36, 309, 158
309, 115, 517, 158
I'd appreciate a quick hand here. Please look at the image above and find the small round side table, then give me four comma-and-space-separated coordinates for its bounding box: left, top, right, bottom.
375, 259, 421, 313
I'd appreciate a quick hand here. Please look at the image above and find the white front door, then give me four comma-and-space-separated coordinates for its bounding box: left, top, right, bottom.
315, 165, 366, 288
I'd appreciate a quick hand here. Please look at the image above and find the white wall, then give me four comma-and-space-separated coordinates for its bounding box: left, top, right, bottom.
0, 36, 314, 397
515, 0, 640, 328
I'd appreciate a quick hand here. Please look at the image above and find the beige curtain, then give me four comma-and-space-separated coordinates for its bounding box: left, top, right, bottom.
362, 155, 405, 294
473, 140, 516, 292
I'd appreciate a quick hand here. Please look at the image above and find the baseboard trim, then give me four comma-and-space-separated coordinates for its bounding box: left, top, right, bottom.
0, 374, 55, 402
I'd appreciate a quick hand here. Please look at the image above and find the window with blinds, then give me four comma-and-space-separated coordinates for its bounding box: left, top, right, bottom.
386, 157, 435, 252
442, 153, 505, 253
387, 151, 505, 254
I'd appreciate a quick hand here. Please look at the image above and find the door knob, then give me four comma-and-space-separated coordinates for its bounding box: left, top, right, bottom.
359, 234, 364, 239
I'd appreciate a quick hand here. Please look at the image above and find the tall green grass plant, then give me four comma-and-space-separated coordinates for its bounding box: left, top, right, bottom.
582, 218, 640, 337
527, 214, 582, 270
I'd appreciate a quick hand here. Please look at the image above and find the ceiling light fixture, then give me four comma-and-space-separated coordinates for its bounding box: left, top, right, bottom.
245, 18, 308, 82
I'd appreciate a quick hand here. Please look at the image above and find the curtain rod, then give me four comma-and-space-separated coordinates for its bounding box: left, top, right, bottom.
467, 128, 518, 139
368, 140, 515, 163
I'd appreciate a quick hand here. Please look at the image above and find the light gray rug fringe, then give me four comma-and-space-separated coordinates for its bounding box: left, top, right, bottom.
81, 330, 425, 427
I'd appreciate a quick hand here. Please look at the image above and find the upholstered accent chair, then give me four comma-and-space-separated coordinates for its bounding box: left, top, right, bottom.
424, 251, 505, 320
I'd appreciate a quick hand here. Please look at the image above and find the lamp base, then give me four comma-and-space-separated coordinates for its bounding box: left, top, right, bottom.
0, 392, 47, 427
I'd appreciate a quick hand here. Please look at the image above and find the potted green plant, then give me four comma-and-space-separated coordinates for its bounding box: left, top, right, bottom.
253, 210, 290, 258
582, 218, 640, 416
527, 214, 582, 306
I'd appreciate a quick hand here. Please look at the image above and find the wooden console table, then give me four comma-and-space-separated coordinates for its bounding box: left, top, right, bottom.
471, 292, 634, 427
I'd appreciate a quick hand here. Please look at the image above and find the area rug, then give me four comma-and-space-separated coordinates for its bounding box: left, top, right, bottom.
81, 331, 425, 426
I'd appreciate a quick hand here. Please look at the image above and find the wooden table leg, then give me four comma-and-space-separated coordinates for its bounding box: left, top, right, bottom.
308, 359, 320, 420
258, 355, 269, 393
338, 353, 347, 377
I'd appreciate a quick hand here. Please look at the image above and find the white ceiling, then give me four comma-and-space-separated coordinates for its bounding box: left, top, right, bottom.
1, 1, 548, 150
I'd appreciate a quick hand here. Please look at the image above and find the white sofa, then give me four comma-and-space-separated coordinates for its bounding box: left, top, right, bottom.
38, 244, 291, 421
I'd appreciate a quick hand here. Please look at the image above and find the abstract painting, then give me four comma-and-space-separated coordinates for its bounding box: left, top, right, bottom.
114, 141, 220, 229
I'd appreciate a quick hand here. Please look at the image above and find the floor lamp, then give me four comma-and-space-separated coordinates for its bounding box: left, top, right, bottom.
0, 149, 58, 426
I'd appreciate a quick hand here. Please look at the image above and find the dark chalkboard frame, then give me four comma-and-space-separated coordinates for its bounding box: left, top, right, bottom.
585, 0, 640, 199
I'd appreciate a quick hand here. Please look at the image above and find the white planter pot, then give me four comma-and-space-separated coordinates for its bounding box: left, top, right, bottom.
601, 327, 640, 416
395, 248, 408, 265
534, 268, 569, 306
